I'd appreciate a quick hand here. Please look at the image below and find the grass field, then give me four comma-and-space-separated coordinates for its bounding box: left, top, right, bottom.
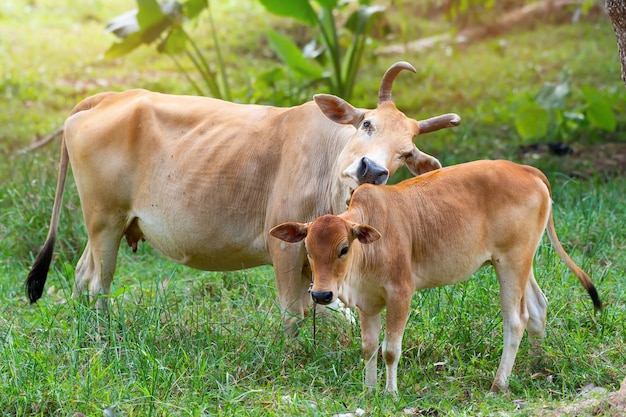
1, 0, 625, 415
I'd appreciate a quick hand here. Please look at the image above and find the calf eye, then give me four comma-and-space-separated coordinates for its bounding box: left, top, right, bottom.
362, 120, 373, 132
339, 245, 349, 258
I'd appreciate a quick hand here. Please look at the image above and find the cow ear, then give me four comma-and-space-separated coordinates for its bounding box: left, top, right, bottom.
352, 224, 381, 244
270, 222, 308, 243
406, 147, 442, 176
314, 94, 364, 127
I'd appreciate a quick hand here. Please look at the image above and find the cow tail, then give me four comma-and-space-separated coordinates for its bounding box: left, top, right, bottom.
25, 134, 70, 303
546, 212, 602, 312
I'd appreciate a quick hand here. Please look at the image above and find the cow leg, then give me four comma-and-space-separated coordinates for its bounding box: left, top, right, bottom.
525, 271, 548, 357
491, 257, 533, 393
382, 291, 412, 392
73, 225, 122, 309
358, 308, 382, 390
269, 241, 310, 334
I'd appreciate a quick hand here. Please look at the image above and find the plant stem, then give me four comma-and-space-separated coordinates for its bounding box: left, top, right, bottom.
317, 7, 343, 96
207, 1, 231, 101
167, 52, 207, 96
182, 30, 222, 99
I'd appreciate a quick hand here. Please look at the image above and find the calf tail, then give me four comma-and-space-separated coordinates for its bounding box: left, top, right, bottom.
546, 213, 602, 312
26, 135, 70, 303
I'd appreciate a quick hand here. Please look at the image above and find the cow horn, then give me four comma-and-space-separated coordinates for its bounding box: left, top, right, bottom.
378, 61, 416, 103
417, 113, 462, 134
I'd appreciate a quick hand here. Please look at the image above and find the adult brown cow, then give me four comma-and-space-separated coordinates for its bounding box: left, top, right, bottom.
26, 62, 460, 331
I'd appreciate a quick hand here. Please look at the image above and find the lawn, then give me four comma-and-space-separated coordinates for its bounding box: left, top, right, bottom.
1, 0, 625, 415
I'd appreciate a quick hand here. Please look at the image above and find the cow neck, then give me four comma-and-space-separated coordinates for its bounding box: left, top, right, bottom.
329, 125, 357, 215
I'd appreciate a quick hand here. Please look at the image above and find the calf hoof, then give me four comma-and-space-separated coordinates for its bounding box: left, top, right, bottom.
489, 383, 510, 395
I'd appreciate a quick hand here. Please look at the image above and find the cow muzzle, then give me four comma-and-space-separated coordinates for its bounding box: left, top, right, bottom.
311, 291, 334, 305
356, 157, 389, 185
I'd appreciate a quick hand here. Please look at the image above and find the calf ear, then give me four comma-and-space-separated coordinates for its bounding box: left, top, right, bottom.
314, 94, 364, 127
406, 147, 442, 176
270, 222, 308, 243
352, 224, 381, 244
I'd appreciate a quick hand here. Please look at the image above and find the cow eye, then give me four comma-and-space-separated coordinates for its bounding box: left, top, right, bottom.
362, 120, 372, 131
339, 245, 349, 258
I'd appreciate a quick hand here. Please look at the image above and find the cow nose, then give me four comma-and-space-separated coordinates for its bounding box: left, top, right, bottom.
357, 157, 389, 185
311, 291, 333, 305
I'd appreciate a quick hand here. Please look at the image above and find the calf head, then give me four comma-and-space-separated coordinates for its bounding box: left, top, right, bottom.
313, 61, 460, 190
270, 214, 380, 305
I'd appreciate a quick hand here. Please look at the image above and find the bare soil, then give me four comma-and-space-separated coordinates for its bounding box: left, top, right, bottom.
518, 141, 626, 179
533, 377, 626, 416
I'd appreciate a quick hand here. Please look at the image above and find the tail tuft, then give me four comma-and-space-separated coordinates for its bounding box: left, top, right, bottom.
25, 236, 55, 303
588, 284, 602, 313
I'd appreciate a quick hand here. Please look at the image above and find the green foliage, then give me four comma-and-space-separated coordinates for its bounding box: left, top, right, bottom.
444, 0, 498, 25
260, 0, 319, 26
259, 0, 388, 101
439, 0, 600, 27
581, 85, 617, 132
266, 31, 323, 79
103, 0, 388, 103
511, 71, 617, 143
105, 0, 231, 99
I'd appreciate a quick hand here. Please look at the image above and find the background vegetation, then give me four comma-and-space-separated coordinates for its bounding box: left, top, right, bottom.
1, 0, 624, 415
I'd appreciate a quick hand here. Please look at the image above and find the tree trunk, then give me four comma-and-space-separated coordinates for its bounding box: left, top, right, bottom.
606, 0, 626, 86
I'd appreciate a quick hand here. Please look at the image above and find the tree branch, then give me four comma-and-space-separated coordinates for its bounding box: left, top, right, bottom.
606, 0, 626, 87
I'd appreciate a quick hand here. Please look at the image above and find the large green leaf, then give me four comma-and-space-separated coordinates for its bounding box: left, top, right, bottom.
345, 4, 386, 35
184, 0, 208, 19
105, 0, 171, 58
267, 30, 323, 79
136, 0, 165, 31
535, 79, 570, 110
315, 0, 339, 8
105, 32, 145, 58
257, 67, 287, 85
515, 101, 549, 140
158, 25, 187, 54
581, 85, 617, 132
259, 0, 317, 26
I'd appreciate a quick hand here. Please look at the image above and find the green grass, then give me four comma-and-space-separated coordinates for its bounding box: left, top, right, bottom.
1, 1, 625, 415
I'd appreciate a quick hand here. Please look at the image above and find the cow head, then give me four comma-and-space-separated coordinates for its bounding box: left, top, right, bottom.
314, 61, 460, 190
270, 214, 380, 305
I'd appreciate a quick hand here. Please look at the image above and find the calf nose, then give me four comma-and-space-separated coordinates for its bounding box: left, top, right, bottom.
311, 291, 333, 305
357, 157, 389, 185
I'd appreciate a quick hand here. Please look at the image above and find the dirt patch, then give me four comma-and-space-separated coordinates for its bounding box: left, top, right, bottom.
564, 142, 626, 178
518, 141, 626, 179
533, 377, 626, 416
377, 0, 603, 56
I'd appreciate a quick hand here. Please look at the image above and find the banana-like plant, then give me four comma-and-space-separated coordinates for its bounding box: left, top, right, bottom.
260, 0, 388, 101
105, 0, 230, 100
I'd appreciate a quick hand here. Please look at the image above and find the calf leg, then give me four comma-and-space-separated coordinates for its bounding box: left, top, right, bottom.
491, 258, 533, 393
525, 272, 548, 356
358, 309, 382, 390
382, 292, 412, 392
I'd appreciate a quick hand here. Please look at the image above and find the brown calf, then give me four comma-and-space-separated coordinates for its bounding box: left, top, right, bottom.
270, 159, 601, 392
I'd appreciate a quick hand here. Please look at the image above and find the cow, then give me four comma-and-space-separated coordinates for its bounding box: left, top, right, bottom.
25, 61, 461, 332
270, 159, 602, 393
